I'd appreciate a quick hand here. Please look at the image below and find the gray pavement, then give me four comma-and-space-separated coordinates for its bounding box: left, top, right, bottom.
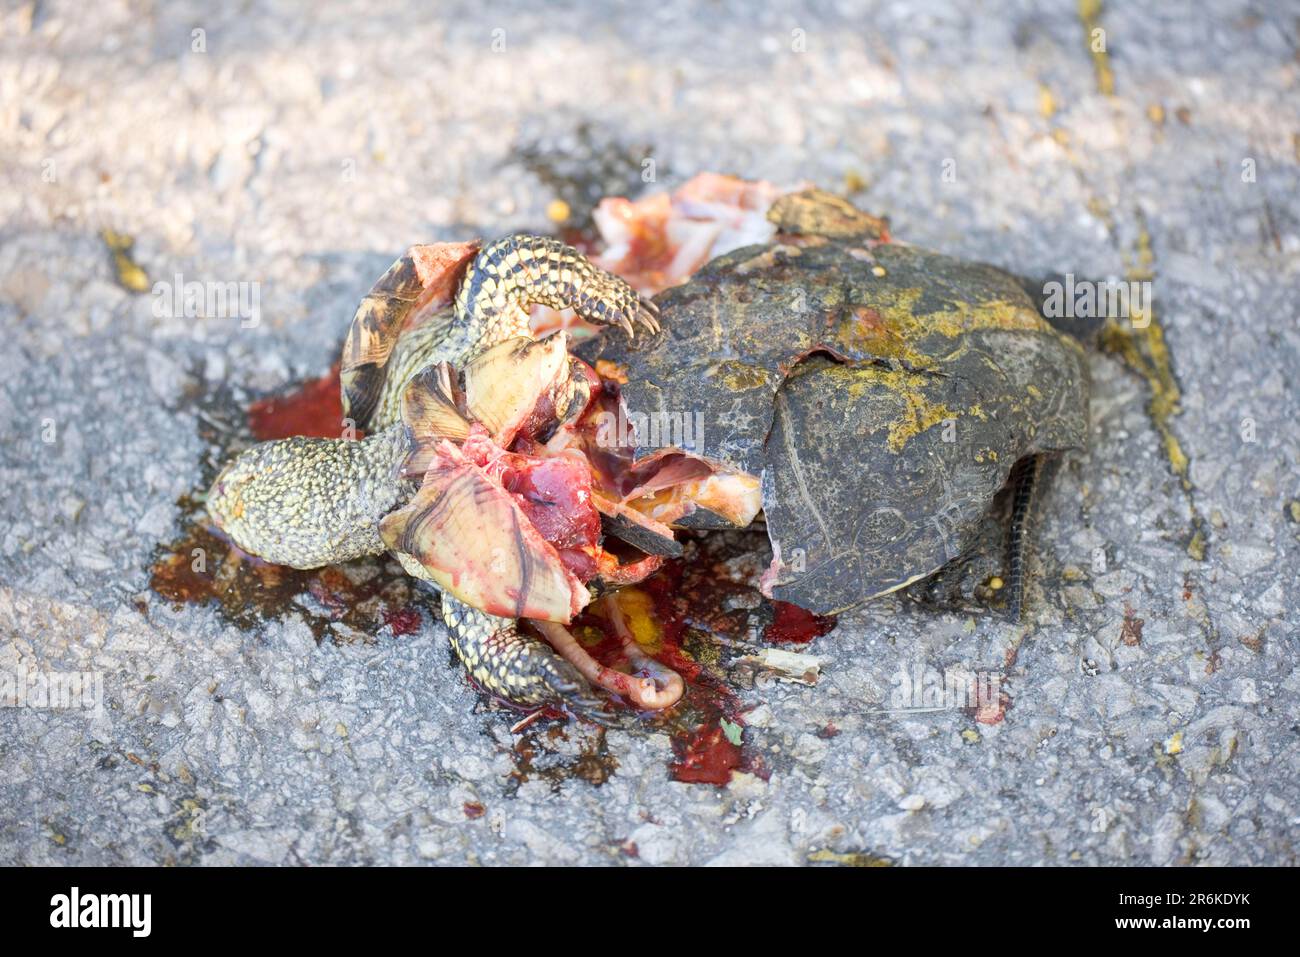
0, 0, 1297, 865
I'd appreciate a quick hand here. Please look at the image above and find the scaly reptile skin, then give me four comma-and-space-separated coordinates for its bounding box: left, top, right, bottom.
367, 236, 656, 432
1004, 453, 1045, 621
440, 596, 607, 719
208, 235, 654, 718
208, 427, 410, 568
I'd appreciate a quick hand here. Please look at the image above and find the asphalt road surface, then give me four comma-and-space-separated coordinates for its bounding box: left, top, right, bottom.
1, 0, 1296, 865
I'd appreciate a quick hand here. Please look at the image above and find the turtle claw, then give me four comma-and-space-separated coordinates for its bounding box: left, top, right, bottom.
637, 300, 661, 334
609, 298, 659, 341
566, 691, 619, 728
520, 645, 622, 726
535, 663, 619, 728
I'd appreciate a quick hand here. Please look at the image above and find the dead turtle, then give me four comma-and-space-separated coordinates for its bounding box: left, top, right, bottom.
583, 188, 1090, 618
206, 190, 1088, 722
207, 236, 668, 720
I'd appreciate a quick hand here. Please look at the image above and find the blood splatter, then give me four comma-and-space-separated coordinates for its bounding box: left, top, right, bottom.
383, 605, 423, 636
764, 600, 836, 645
670, 724, 744, 785
248, 362, 359, 441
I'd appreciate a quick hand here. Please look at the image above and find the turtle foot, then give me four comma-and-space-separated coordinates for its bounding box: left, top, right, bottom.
455, 235, 660, 347
515, 651, 619, 729
441, 595, 612, 724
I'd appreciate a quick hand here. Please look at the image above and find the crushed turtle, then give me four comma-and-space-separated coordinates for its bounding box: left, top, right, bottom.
583, 186, 1089, 618
207, 236, 671, 721
205, 184, 1089, 724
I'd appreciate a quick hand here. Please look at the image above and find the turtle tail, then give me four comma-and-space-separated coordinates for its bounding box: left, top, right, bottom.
1004, 454, 1045, 622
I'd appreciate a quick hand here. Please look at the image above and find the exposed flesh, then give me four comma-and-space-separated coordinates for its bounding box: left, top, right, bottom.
393, 177, 801, 708
380, 437, 591, 623
529, 172, 797, 338
532, 591, 684, 711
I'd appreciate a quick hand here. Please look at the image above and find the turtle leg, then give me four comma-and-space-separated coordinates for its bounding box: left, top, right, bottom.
455, 235, 659, 354
439, 594, 612, 725
1004, 454, 1046, 621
